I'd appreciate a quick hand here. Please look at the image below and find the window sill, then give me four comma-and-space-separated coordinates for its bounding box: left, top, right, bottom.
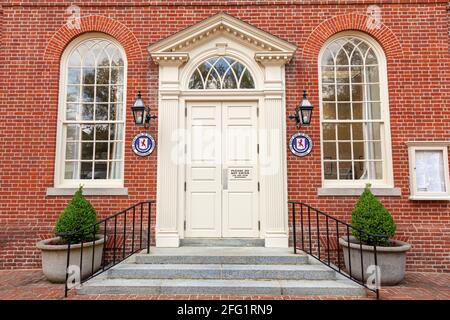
46, 187, 128, 196
409, 195, 450, 201
317, 187, 402, 197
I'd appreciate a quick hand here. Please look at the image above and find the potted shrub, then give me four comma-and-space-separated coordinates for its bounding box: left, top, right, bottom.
36, 186, 105, 283
339, 184, 411, 286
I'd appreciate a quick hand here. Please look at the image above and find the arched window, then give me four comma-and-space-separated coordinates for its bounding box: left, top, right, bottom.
320, 34, 392, 187
188, 56, 255, 89
55, 34, 126, 188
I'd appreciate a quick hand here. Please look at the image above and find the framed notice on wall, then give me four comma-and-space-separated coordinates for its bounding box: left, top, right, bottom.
407, 142, 450, 200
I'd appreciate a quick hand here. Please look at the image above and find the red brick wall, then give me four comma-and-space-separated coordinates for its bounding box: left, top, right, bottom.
0, 1, 449, 272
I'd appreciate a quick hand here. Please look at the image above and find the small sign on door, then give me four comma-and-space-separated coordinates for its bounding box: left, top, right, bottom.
229, 168, 252, 180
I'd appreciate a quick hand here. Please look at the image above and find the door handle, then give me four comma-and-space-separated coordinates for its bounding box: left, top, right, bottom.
222, 169, 228, 190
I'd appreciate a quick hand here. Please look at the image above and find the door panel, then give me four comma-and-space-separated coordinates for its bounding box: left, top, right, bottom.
186, 101, 259, 238
185, 102, 222, 237
222, 102, 259, 237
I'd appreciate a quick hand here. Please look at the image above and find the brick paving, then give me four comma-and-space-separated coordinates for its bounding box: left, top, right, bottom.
0, 269, 448, 300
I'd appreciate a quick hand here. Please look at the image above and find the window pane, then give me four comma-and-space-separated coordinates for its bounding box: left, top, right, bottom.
415, 150, 445, 192
110, 124, 123, 141
339, 162, 353, 180
109, 103, 123, 121
338, 142, 352, 160
351, 66, 363, 83
189, 70, 204, 89
239, 69, 255, 89
65, 142, 79, 160
337, 103, 351, 120
66, 125, 80, 141
80, 162, 93, 179
336, 67, 349, 83
367, 142, 382, 160
366, 102, 381, 120
337, 124, 351, 140
81, 104, 94, 120
81, 142, 94, 160
366, 123, 381, 140
351, 84, 363, 101
96, 68, 110, 85
322, 85, 336, 101
321, 67, 334, 83
94, 162, 108, 179
67, 86, 80, 103
65, 162, 79, 179
322, 123, 336, 140
110, 85, 123, 103
111, 68, 124, 85
82, 68, 95, 85
354, 161, 366, 180
82, 86, 95, 102
337, 85, 350, 101
68, 68, 81, 84
323, 142, 337, 160
95, 124, 109, 141
366, 84, 380, 101
96, 86, 109, 103
353, 142, 365, 160
366, 66, 379, 83
352, 123, 364, 140
95, 142, 108, 160
324, 162, 337, 179
223, 69, 238, 89
352, 103, 363, 120
95, 104, 108, 121
110, 142, 123, 160
109, 162, 122, 179
323, 103, 336, 120
81, 125, 94, 140
66, 104, 79, 120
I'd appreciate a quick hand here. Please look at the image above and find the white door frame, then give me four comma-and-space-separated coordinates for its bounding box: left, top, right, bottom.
148, 13, 297, 248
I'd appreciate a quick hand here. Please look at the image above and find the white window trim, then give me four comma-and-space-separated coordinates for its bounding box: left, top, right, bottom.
52, 33, 128, 191
407, 141, 450, 201
318, 31, 394, 190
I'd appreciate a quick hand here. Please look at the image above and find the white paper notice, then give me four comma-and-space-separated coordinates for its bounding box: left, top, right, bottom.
415, 150, 445, 192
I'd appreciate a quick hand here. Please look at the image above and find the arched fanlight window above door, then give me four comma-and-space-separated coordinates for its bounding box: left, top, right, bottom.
188, 56, 255, 89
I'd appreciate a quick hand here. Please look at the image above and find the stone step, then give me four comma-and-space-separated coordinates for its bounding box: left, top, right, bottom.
180, 238, 265, 247
107, 263, 336, 280
135, 247, 309, 265
78, 278, 365, 296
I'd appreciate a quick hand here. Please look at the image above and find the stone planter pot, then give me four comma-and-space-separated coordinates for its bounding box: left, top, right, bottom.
339, 236, 411, 286
36, 235, 105, 283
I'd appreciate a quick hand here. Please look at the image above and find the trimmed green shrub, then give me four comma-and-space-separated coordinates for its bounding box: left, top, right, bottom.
351, 184, 396, 246
55, 186, 99, 244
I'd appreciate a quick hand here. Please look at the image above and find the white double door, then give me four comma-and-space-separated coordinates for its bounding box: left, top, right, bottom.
185, 101, 259, 238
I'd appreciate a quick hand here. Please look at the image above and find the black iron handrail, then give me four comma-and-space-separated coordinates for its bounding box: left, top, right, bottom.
289, 201, 388, 299
61, 200, 155, 297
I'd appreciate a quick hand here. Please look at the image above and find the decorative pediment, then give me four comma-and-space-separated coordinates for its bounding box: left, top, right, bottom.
148, 12, 297, 64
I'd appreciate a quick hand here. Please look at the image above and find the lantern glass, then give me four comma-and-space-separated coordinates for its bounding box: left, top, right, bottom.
132, 107, 145, 126
300, 107, 313, 126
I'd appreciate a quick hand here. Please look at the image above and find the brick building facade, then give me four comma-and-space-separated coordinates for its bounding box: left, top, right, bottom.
0, 1, 449, 273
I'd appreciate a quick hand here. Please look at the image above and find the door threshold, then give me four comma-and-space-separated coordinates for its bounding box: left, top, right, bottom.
180, 238, 265, 247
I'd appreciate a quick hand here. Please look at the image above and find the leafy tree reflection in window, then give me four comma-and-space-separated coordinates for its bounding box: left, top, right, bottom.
189, 56, 255, 89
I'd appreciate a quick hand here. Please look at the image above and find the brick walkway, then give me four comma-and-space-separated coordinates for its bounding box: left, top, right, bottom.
0, 270, 448, 300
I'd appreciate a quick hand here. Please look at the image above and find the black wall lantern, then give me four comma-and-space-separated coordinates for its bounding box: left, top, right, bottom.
132, 91, 157, 128
289, 90, 314, 128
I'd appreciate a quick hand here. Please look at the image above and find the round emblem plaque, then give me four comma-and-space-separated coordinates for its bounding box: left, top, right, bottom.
132, 133, 156, 157
289, 133, 313, 157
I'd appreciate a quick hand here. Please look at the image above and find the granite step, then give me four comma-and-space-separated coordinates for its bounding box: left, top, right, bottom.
107, 263, 336, 280
135, 247, 309, 265
78, 277, 365, 296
